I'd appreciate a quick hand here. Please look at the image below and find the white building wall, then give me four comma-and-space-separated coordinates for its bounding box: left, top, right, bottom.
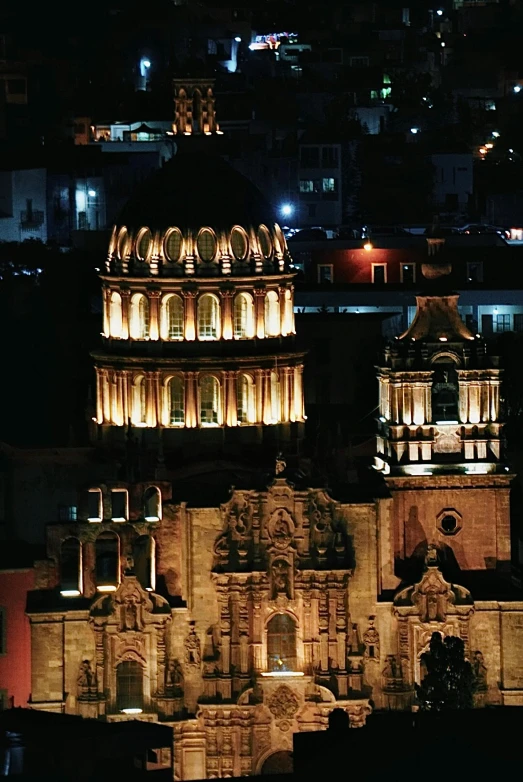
0, 168, 47, 242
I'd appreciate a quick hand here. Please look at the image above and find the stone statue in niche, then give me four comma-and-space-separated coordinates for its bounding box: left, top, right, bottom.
473, 651, 488, 691
271, 559, 291, 599
382, 654, 403, 689
165, 659, 184, 695
184, 621, 201, 668
363, 616, 380, 663
269, 509, 294, 550
122, 595, 141, 632
77, 659, 97, 699
229, 497, 251, 539
275, 453, 286, 475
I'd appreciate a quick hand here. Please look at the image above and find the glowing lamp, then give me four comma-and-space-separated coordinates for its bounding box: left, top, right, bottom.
280, 203, 293, 217
235, 36, 241, 42
479, 147, 487, 155
121, 708, 143, 715
436, 9, 443, 16
441, 42, 446, 47
492, 131, 500, 138
60, 590, 81, 597
142, 60, 151, 69
145, 516, 160, 522
363, 241, 373, 252
97, 585, 117, 593
514, 86, 521, 93
485, 143, 493, 149
379, 416, 387, 423
88, 189, 97, 197
438, 336, 447, 341
261, 671, 305, 678
410, 127, 419, 134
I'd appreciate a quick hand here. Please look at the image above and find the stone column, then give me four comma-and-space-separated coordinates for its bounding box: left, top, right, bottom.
115, 373, 124, 426
225, 371, 237, 427
148, 290, 161, 341
221, 289, 234, 340
101, 370, 111, 423
146, 372, 157, 427
254, 288, 266, 339
294, 364, 304, 421
182, 290, 197, 341
121, 370, 130, 425
102, 287, 110, 336
185, 371, 197, 427
95, 369, 103, 423
120, 289, 130, 340
262, 370, 272, 424
255, 369, 264, 423
278, 286, 286, 336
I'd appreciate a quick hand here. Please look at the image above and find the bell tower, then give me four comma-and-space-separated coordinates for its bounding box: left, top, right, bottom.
374, 233, 511, 593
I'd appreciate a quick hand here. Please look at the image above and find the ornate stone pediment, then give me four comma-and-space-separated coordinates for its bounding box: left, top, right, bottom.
394, 556, 473, 623
89, 576, 171, 630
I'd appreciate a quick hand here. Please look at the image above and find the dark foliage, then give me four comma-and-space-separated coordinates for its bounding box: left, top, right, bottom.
415, 632, 476, 711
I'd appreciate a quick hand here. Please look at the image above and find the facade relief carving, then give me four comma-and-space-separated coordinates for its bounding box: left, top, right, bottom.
267, 685, 300, 720
473, 651, 488, 692
165, 659, 184, 696
363, 616, 380, 663
77, 659, 98, 700
184, 621, 202, 668
268, 509, 294, 551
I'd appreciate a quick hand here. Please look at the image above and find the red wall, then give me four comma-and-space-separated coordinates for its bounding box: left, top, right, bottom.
312, 247, 424, 283
0, 568, 34, 707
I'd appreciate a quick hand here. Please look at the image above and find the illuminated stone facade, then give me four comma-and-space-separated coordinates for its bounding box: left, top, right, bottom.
26, 168, 523, 779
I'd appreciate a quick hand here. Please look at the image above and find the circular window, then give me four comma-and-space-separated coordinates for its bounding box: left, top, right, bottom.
441, 515, 457, 534
118, 227, 130, 260
258, 225, 273, 258
136, 228, 152, 261
231, 227, 248, 260
197, 228, 217, 262
164, 228, 183, 262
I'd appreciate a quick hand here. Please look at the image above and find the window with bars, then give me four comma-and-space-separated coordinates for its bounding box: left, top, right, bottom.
164, 229, 182, 262
267, 614, 297, 672
197, 229, 217, 261
237, 374, 255, 423
164, 295, 184, 340
234, 293, 254, 338
169, 377, 185, 425
130, 295, 150, 339
200, 376, 220, 425
494, 314, 511, 332
198, 295, 220, 340
117, 661, 143, 711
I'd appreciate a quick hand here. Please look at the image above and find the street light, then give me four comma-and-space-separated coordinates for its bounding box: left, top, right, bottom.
88, 189, 97, 197
410, 127, 420, 134
514, 85, 521, 93
280, 203, 294, 218
142, 59, 151, 69
234, 36, 241, 43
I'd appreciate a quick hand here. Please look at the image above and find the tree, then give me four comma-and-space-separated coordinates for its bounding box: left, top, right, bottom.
415, 632, 476, 711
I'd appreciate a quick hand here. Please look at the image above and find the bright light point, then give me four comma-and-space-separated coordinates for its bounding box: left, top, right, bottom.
509, 148, 514, 153
142, 60, 151, 69
436, 9, 443, 15
145, 587, 154, 592
485, 143, 493, 149
410, 127, 419, 134
439, 336, 448, 341
249, 43, 256, 50
97, 585, 117, 593
479, 147, 487, 155
363, 242, 373, 251
492, 131, 500, 138
121, 708, 143, 715
60, 590, 81, 597
234, 36, 241, 42
261, 671, 305, 677
514, 86, 521, 93
441, 42, 446, 47
379, 416, 387, 423
280, 203, 293, 217
145, 516, 160, 522
88, 189, 96, 197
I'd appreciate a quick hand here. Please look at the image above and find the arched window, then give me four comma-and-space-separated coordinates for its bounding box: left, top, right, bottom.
264, 290, 280, 337
270, 371, 281, 423
164, 228, 183, 262
431, 362, 459, 423
283, 288, 294, 335
133, 376, 147, 425
117, 660, 143, 713
267, 614, 297, 672
118, 227, 129, 260
60, 538, 82, 596
200, 376, 221, 426
130, 293, 150, 339
197, 294, 220, 340
133, 535, 155, 592
237, 373, 256, 424
144, 486, 161, 521
110, 291, 123, 338
95, 532, 119, 591
136, 228, 152, 262
197, 228, 217, 262
231, 227, 248, 260
233, 292, 254, 339
168, 376, 184, 426
258, 225, 273, 258
161, 294, 184, 340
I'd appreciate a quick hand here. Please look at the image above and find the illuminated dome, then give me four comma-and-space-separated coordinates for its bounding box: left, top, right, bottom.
107, 153, 290, 277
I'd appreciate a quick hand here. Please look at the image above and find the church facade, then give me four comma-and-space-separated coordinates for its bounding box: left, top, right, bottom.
26, 159, 523, 779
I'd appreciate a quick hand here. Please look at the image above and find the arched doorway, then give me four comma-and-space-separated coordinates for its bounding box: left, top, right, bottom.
261, 750, 293, 775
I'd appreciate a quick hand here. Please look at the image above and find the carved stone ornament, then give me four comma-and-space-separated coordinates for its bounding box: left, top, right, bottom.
473, 650, 488, 692
363, 616, 380, 663
393, 557, 473, 624
268, 509, 294, 551
267, 685, 300, 720
77, 659, 97, 700
165, 658, 184, 695
271, 558, 291, 599
184, 621, 202, 668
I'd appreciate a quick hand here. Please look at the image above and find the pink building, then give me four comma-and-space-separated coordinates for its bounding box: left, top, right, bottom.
0, 567, 34, 708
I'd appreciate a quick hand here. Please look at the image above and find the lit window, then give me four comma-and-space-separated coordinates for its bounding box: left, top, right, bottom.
117, 661, 143, 712
264, 290, 280, 336
87, 489, 102, 522
258, 225, 273, 258
130, 294, 150, 339
133, 376, 147, 425
110, 291, 123, 338
322, 177, 337, 192
95, 532, 119, 591
494, 314, 510, 332
197, 294, 220, 340
200, 376, 221, 426
267, 613, 297, 672
60, 538, 82, 596
299, 180, 318, 193
168, 376, 185, 425
136, 228, 152, 262
233, 292, 255, 338
111, 489, 128, 521
58, 505, 77, 522
133, 535, 155, 592
237, 373, 256, 423
197, 228, 217, 262
144, 486, 162, 521
231, 227, 248, 260
270, 371, 281, 423
164, 228, 183, 262
161, 294, 184, 340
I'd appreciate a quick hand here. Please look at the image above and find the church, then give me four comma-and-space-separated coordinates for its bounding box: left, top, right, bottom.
26, 154, 523, 779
